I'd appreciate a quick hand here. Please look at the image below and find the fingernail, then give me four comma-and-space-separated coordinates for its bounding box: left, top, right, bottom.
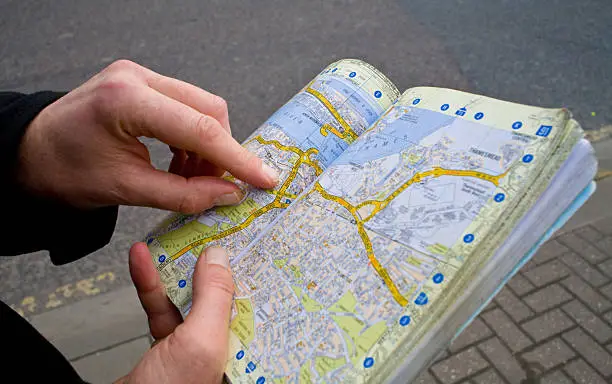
262, 163, 279, 185
212, 191, 243, 207
205, 247, 229, 268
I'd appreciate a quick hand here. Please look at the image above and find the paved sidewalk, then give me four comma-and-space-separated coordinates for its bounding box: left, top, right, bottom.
31, 136, 612, 383
417, 215, 612, 384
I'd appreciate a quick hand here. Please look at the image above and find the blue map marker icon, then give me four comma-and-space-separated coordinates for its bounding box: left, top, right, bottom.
246, 361, 256, 374
415, 292, 429, 305
433, 273, 444, 284
399, 315, 411, 326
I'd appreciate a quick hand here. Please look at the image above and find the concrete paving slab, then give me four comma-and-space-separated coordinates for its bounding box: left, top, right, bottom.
30, 286, 149, 360
72, 336, 149, 384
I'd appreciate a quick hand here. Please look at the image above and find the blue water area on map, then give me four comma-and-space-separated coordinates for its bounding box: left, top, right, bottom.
303, 129, 350, 167
324, 77, 383, 125
266, 99, 321, 145
333, 108, 453, 166
348, 91, 380, 125
265, 98, 346, 167
264, 76, 391, 168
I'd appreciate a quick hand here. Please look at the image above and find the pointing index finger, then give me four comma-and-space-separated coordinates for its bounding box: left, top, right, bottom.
126, 89, 279, 189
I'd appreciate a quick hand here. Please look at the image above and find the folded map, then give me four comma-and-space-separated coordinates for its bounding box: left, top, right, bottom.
144, 59, 598, 383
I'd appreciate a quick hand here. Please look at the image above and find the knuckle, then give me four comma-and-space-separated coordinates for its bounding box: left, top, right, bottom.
105, 59, 140, 74
177, 191, 200, 214
193, 114, 223, 143
205, 270, 235, 298
92, 75, 134, 116
210, 95, 228, 117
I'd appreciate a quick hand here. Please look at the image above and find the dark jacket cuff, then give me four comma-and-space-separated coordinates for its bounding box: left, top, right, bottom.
1, 91, 119, 264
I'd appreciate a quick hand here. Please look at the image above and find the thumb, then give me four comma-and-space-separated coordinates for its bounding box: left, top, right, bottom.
120, 166, 243, 213
184, 247, 234, 363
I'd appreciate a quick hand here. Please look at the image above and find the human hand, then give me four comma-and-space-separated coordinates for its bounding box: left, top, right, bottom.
18, 60, 278, 213
116, 243, 234, 383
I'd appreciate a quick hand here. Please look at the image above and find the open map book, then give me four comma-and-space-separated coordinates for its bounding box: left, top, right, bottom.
144, 59, 598, 383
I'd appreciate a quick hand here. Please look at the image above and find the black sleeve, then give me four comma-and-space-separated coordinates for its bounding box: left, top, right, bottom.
0, 92, 119, 265
2, 300, 88, 383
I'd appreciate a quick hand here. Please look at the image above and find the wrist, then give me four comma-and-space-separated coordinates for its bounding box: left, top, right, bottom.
0, 91, 65, 187
16, 104, 50, 195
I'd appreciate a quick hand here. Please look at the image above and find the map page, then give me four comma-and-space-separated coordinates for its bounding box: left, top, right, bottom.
223, 87, 577, 383
145, 59, 399, 314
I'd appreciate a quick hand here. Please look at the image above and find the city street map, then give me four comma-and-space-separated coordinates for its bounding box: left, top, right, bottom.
145, 59, 597, 383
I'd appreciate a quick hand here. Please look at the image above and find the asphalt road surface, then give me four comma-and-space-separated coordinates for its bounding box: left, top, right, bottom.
1, 0, 610, 317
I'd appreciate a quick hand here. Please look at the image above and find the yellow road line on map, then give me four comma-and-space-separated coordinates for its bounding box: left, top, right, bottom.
312, 182, 409, 306
305, 87, 358, 143
313, 166, 508, 306
160, 136, 322, 267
